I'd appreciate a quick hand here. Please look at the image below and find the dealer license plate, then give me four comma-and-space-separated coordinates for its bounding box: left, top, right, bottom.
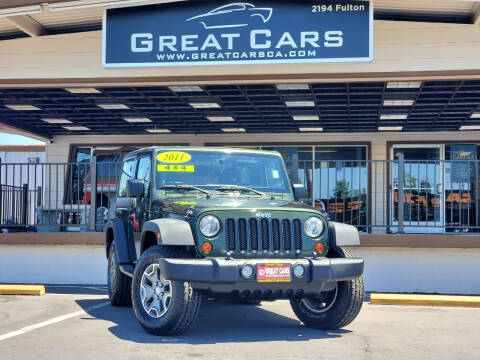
256, 263, 291, 283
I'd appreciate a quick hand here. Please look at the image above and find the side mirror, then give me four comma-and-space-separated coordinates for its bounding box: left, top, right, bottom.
292, 183, 306, 201
126, 179, 145, 198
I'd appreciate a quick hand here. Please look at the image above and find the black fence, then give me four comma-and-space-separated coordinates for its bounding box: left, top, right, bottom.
0, 159, 120, 233
1, 157, 479, 233
0, 184, 28, 232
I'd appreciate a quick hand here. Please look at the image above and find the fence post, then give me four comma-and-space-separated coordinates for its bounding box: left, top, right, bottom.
397, 153, 405, 233
22, 183, 28, 229
89, 156, 97, 231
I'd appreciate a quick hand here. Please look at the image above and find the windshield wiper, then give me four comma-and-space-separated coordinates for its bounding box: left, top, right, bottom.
161, 184, 211, 197
214, 185, 269, 198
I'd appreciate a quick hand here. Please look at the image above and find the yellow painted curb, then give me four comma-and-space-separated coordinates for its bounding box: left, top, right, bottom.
371, 293, 480, 308
0, 284, 45, 296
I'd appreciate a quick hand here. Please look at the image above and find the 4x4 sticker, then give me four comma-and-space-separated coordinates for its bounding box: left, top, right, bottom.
157, 164, 195, 172
174, 201, 197, 205
157, 151, 192, 163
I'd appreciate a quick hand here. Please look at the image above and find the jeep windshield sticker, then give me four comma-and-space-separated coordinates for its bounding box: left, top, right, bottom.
174, 200, 197, 205
157, 164, 195, 172
157, 151, 192, 164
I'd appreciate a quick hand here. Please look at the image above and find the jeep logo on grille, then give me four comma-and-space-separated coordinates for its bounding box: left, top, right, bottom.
256, 212, 272, 218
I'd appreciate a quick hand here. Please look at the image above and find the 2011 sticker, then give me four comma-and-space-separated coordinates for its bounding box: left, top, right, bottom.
157, 164, 195, 172
157, 151, 191, 163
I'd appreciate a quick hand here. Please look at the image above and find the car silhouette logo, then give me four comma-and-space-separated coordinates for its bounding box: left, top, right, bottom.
186, 2, 273, 29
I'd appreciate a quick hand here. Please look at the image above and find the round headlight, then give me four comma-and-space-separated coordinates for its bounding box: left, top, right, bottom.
199, 215, 221, 238
304, 216, 324, 238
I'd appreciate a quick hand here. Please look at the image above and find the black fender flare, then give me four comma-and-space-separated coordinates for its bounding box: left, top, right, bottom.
105, 218, 137, 264
328, 221, 360, 247
141, 218, 195, 253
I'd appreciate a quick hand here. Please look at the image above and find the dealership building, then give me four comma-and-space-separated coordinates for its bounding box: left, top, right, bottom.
1, 0, 480, 294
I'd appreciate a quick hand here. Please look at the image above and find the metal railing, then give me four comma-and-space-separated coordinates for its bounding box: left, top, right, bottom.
1, 158, 479, 233
294, 157, 480, 233
0, 158, 120, 233
391, 155, 480, 233
0, 184, 28, 231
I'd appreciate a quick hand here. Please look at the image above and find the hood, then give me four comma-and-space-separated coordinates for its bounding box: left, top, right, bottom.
152, 196, 315, 218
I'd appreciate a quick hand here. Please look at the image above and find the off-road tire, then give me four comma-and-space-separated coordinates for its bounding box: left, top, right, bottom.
290, 247, 364, 329
107, 241, 132, 306
132, 245, 202, 336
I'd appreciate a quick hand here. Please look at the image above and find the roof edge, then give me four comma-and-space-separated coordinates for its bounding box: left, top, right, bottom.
0, 144, 45, 152
0, 0, 65, 10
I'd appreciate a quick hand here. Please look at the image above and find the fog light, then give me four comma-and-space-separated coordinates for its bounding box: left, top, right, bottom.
201, 241, 213, 254
241, 264, 255, 279
293, 264, 305, 278
315, 242, 325, 254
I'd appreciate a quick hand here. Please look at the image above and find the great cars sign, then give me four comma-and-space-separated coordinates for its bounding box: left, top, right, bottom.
102, 0, 372, 67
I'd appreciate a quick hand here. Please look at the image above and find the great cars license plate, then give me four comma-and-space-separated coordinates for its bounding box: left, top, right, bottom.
256, 263, 291, 283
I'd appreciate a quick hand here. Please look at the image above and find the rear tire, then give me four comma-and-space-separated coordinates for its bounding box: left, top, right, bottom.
107, 241, 132, 306
290, 247, 364, 329
132, 245, 202, 336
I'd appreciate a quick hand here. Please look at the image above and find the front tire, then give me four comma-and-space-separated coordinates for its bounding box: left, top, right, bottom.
132, 246, 202, 336
290, 247, 364, 329
107, 241, 132, 306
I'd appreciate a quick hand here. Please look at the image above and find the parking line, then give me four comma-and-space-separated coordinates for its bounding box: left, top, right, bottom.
0, 301, 110, 342
371, 293, 480, 307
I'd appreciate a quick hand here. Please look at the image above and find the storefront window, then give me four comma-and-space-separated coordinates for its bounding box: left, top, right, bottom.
390, 144, 480, 233
314, 147, 367, 229
66, 147, 91, 204
445, 144, 478, 232
392, 147, 442, 231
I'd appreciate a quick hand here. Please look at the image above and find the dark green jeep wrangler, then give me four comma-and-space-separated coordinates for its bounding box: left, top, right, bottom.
105, 147, 364, 336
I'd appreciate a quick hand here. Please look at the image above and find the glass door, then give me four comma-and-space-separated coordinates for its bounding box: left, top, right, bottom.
391, 145, 444, 233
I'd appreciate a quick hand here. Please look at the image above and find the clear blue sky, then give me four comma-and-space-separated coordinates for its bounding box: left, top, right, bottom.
0, 132, 45, 145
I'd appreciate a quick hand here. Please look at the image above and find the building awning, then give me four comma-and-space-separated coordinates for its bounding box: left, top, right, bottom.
2, 80, 480, 138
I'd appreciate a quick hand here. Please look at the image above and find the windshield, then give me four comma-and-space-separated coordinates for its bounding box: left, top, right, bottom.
154, 150, 292, 198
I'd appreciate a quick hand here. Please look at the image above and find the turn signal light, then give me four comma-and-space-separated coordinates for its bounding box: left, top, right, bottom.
201, 241, 213, 253
315, 242, 325, 254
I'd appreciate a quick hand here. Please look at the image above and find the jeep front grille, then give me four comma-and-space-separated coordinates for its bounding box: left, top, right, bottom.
225, 217, 302, 253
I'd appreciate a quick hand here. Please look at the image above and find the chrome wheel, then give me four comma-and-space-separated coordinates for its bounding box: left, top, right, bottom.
140, 264, 172, 319
301, 285, 338, 314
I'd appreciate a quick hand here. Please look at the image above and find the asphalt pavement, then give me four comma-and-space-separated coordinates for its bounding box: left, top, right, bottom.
0, 286, 479, 360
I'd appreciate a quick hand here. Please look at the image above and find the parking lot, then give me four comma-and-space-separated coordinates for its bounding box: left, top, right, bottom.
0, 287, 478, 360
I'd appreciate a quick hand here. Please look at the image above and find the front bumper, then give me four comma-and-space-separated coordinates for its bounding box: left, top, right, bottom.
157, 257, 364, 298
